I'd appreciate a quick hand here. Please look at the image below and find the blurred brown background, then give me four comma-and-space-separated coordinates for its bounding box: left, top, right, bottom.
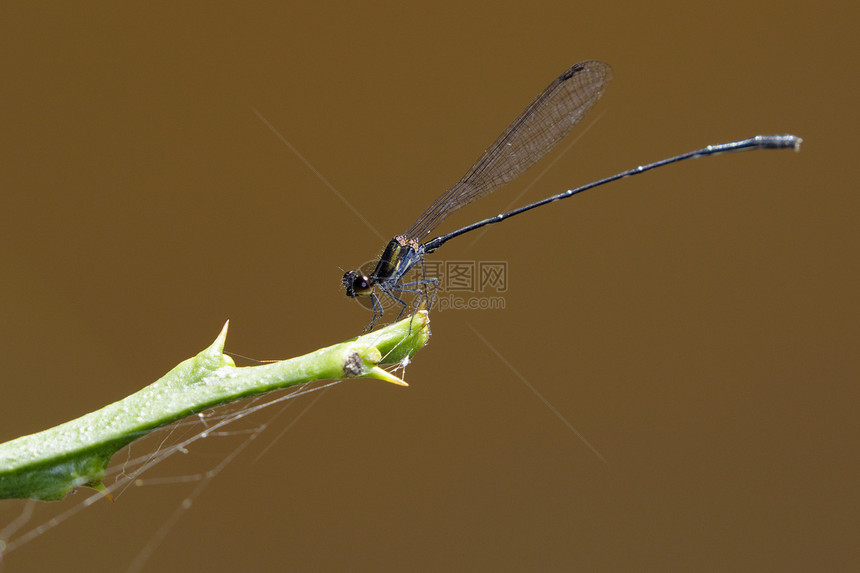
1, 1, 857, 572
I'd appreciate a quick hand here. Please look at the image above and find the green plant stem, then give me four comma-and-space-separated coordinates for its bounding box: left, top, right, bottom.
0, 312, 430, 501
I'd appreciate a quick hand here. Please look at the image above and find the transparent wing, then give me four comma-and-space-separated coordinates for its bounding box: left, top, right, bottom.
404, 60, 612, 240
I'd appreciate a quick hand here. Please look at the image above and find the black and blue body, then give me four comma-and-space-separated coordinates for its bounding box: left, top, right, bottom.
342, 60, 800, 330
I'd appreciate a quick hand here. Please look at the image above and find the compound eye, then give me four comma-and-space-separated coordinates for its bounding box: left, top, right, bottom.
353, 274, 372, 293
343, 271, 373, 297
